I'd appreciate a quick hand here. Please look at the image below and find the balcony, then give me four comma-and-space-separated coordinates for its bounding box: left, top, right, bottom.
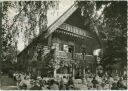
55, 51, 95, 62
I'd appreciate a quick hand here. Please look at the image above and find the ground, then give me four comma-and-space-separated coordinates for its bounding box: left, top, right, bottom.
0, 75, 17, 90
0, 75, 89, 90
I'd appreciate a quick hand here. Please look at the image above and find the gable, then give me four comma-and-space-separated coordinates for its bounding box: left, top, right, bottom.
17, 3, 78, 56
45, 2, 78, 38
17, 2, 99, 56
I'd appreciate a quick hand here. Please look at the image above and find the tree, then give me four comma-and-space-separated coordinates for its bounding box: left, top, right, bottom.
77, 1, 127, 70
77, 1, 103, 48
99, 1, 127, 70
1, 1, 58, 73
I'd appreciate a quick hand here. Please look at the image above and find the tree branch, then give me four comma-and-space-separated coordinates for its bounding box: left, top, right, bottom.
8, 2, 30, 31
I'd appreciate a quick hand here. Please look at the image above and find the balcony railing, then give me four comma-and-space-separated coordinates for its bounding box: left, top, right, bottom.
55, 51, 70, 58
55, 51, 95, 61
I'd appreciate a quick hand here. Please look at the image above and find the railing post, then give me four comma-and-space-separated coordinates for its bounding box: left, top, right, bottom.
83, 53, 85, 79
54, 68, 57, 78
81, 47, 86, 81
71, 51, 75, 79
72, 63, 75, 79
53, 49, 57, 78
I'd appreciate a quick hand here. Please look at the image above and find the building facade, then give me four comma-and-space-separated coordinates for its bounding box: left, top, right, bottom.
17, 3, 100, 78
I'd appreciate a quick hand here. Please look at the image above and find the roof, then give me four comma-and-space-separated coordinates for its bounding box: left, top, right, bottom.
17, 2, 98, 57
17, 2, 78, 56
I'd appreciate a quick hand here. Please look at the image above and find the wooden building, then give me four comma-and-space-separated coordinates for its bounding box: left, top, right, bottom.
17, 3, 100, 78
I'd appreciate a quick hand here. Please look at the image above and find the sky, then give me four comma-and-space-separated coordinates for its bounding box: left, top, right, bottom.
7, 0, 104, 52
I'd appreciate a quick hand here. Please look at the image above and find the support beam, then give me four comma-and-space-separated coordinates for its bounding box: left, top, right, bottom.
72, 63, 75, 79
48, 34, 52, 49
54, 68, 57, 78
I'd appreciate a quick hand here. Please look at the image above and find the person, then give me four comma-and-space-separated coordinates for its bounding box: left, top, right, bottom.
67, 76, 75, 90
87, 77, 93, 89
13, 72, 17, 81
31, 73, 37, 80
111, 82, 118, 90
103, 80, 110, 90
24, 75, 31, 90
37, 77, 48, 90
49, 79, 59, 90
59, 78, 66, 90
96, 75, 102, 84
97, 83, 103, 90
20, 83, 27, 90
78, 78, 88, 90
109, 76, 114, 86
16, 74, 21, 88
30, 80, 41, 90
18, 77, 26, 90
91, 76, 98, 88
41, 80, 48, 90
63, 76, 68, 85
117, 77, 127, 89
122, 77, 127, 89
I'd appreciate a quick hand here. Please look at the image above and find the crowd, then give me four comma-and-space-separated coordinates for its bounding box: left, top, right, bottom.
12, 71, 127, 90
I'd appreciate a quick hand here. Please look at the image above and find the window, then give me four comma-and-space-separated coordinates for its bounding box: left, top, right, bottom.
68, 45, 74, 53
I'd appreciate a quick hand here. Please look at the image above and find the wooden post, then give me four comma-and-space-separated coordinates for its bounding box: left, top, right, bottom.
54, 68, 57, 78
72, 63, 75, 79
71, 49, 75, 79
48, 34, 52, 49
82, 53, 85, 79
83, 67, 85, 78
53, 48, 57, 78
82, 67, 86, 84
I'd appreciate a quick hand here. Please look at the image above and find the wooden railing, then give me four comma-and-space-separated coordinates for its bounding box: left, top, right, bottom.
55, 51, 95, 61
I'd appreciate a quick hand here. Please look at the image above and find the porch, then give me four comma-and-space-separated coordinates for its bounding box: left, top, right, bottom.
54, 50, 96, 78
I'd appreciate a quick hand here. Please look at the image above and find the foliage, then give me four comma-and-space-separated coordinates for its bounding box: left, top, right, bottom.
100, 1, 127, 69
77, 1, 127, 69
39, 49, 56, 77
77, 1, 103, 48
1, 1, 58, 73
